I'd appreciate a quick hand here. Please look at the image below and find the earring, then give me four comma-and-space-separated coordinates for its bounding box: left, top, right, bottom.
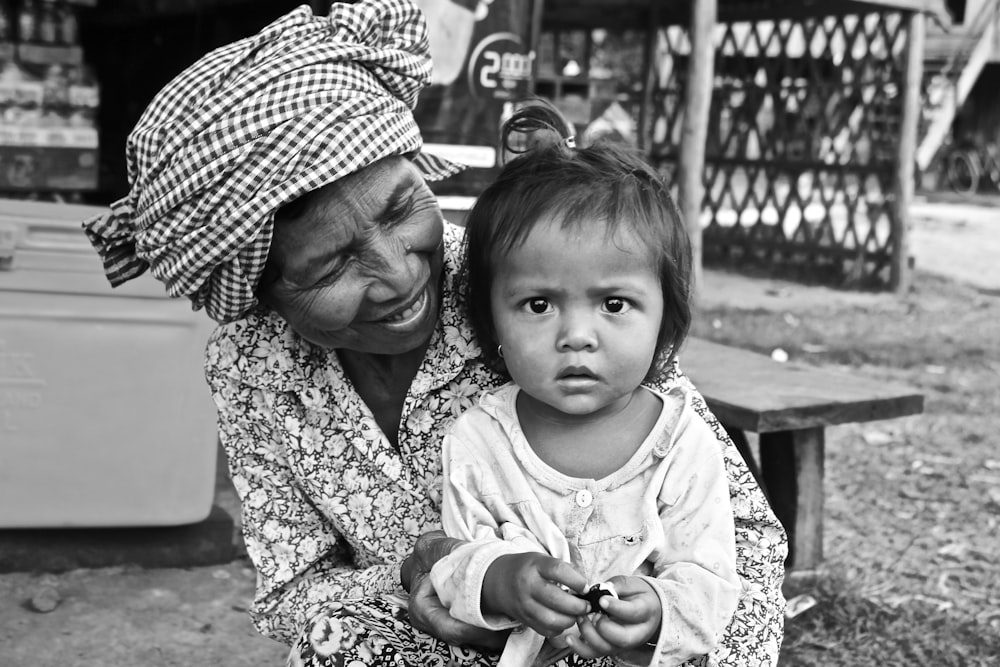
404, 241, 413, 252
497, 344, 504, 358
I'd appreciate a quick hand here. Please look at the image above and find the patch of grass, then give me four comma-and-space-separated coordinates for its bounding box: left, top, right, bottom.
780, 576, 1000, 666
691, 270, 1000, 665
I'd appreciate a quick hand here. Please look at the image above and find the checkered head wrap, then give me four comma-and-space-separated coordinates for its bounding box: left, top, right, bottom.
82, 0, 461, 323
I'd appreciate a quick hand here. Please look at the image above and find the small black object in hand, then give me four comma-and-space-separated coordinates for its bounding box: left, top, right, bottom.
577, 582, 618, 613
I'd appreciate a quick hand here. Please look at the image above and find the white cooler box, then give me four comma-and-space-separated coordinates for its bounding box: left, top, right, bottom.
0, 199, 219, 527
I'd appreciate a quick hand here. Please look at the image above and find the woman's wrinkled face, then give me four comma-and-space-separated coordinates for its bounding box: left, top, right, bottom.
260, 156, 444, 354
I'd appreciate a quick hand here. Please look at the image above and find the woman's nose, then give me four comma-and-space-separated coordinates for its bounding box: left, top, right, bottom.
557, 311, 598, 351
364, 234, 421, 300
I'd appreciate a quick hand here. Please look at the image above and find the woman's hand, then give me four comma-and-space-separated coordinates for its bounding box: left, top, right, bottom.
401, 530, 464, 591
565, 575, 661, 660
403, 530, 508, 651
407, 565, 509, 650
482, 552, 590, 638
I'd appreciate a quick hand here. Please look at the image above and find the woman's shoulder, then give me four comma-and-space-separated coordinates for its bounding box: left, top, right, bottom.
443, 219, 464, 244
204, 308, 318, 391
441, 220, 465, 277
448, 383, 514, 429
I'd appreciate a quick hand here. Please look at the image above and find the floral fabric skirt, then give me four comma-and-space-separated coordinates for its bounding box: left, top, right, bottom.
287, 594, 620, 667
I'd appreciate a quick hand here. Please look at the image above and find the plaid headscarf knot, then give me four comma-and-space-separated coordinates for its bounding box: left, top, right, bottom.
83, 0, 460, 323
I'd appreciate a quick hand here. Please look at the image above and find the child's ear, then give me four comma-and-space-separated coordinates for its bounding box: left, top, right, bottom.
490, 341, 510, 377
492, 356, 509, 377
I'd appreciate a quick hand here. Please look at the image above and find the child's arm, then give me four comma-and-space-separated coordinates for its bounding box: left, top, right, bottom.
567, 404, 742, 666
429, 419, 590, 636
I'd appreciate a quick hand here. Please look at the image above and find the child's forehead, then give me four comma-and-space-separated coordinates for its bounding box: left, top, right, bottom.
524, 210, 650, 247
504, 216, 657, 267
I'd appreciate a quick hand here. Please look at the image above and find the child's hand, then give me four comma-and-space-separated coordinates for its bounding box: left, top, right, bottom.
483, 553, 591, 638
565, 575, 661, 659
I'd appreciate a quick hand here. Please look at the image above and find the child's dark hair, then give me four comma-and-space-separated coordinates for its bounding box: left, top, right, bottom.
461, 98, 693, 380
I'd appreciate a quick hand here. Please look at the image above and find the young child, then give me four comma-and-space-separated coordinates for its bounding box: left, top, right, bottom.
428, 101, 741, 667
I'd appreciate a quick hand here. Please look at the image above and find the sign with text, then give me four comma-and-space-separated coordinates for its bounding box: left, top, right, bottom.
413, 0, 534, 195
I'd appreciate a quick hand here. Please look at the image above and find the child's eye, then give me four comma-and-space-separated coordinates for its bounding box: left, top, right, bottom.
525, 298, 551, 314
603, 297, 631, 314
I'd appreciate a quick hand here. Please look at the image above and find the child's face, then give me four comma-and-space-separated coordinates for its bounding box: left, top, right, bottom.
490, 214, 663, 420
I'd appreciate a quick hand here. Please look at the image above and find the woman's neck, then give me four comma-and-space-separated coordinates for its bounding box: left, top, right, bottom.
337, 343, 430, 449
338, 345, 427, 381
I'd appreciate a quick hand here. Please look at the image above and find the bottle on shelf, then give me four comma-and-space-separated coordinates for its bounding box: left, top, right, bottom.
66, 62, 96, 128
0, 56, 43, 126
40, 62, 68, 126
0, 2, 13, 43
57, 0, 76, 45
17, 0, 39, 45
38, 0, 58, 45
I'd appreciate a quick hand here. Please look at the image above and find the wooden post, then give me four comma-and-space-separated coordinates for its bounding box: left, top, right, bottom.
637, 2, 660, 152
528, 0, 545, 94
678, 0, 716, 299
892, 10, 924, 294
760, 428, 826, 570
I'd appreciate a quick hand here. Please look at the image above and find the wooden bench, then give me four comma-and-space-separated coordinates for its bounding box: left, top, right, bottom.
680, 337, 924, 570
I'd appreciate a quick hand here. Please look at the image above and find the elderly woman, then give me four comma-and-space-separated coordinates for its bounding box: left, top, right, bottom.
83, 1, 786, 665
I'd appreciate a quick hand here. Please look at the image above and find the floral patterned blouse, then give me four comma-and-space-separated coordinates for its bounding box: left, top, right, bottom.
205, 223, 787, 664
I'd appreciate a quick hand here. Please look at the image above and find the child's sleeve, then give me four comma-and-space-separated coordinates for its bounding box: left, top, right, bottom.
622, 406, 742, 667
429, 412, 547, 630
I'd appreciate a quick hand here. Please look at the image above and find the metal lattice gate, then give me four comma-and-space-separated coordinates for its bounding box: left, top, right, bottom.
649, 11, 909, 288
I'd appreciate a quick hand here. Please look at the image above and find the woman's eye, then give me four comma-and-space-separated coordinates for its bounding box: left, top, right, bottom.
314, 255, 350, 287
383, 197, 413, 227
526, 298, 551, 314
604, 297, 631, 314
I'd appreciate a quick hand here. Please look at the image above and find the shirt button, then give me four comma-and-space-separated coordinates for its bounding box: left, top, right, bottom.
575, 489, 593, 507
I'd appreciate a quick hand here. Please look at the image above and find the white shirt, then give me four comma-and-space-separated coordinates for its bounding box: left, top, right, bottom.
430, 383, 741, 667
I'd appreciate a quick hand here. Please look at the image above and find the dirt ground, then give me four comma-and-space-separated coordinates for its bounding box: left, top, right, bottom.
1, 195, 997, 666
0, 560, 288, 665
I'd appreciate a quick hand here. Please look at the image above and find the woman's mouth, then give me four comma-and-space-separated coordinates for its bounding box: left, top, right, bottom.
379, 288, 429, 329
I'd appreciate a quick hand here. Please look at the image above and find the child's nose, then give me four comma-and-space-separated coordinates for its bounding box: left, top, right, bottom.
557, 312, 598, 351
